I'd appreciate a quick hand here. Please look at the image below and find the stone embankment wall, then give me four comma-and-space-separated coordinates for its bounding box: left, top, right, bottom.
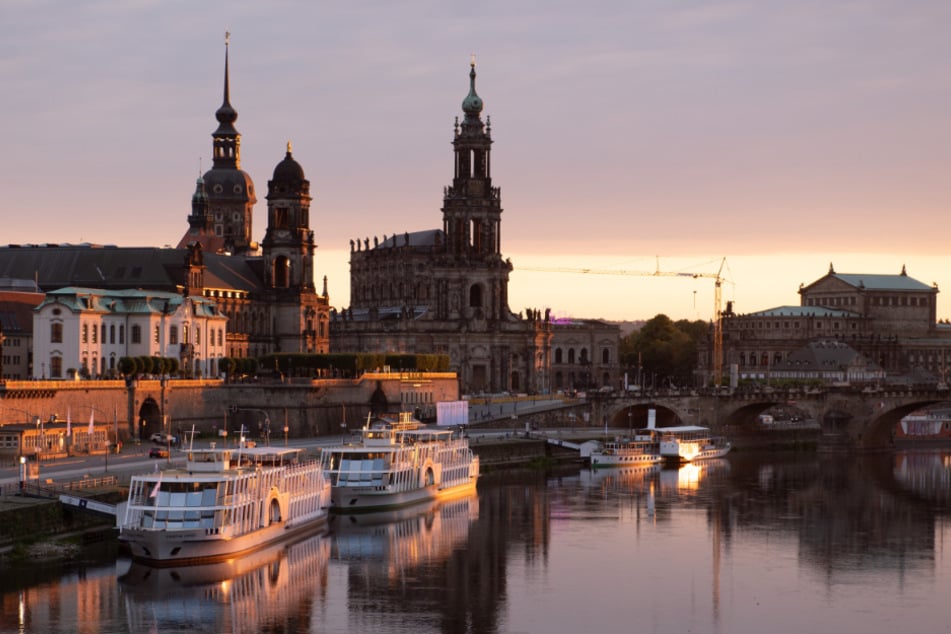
0, 372, 460, 441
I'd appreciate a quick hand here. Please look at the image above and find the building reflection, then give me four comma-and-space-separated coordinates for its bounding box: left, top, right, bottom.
118, 528, 329, 633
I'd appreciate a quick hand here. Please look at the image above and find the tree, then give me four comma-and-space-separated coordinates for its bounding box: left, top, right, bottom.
621, 314, 709, 387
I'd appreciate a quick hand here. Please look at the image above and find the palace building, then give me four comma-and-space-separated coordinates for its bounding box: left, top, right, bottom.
708, 264, 951, 386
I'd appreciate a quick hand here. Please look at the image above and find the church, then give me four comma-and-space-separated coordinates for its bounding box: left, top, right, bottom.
330, 60, 620, 395
0, 43, 619, 393
0, 38, 331, 379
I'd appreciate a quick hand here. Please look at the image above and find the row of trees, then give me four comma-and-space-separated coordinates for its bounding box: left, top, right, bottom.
253, 353, 451, 377
118, 356, 181, 377
115, 353, 452, 380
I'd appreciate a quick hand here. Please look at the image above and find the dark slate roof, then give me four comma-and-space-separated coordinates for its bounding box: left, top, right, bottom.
744, 305, 858, 318
774, 340, 881, 372
376, 229, 443, 249
0, 244, 264, 295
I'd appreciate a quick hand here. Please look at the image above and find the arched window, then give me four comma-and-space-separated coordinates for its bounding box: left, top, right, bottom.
273, 256, 291, 288
602, 348, 610, 364
568, 348, 576, 364
555, 348, 563, 364
469, 284, 483, 308
50, 356, 63, 378
110, 324, 116, 344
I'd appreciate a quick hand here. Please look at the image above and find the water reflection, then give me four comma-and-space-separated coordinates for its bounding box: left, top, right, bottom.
328, 495, 481, 632
4, 451, 951, 632
118, 527, 330, 633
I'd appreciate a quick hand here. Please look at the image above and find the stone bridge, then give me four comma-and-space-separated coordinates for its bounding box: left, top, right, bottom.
589, 386, 951, 451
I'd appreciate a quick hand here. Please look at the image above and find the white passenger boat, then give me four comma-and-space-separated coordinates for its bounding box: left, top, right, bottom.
118, 445, 331, 565
320, 413, 480, 513
647, 425, 731, 463
589, 438, 661, 469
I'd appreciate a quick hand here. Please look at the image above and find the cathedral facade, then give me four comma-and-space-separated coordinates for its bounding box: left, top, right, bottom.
331, 62, 556, 395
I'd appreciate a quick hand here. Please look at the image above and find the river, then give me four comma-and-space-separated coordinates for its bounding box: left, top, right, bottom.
2, 449, 950, 633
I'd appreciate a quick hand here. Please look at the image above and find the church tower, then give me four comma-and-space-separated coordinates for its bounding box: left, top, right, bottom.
262, 143, 329, 354
437, 58, 512, 322
200, 34, 256, 255
263, 142, 315, 293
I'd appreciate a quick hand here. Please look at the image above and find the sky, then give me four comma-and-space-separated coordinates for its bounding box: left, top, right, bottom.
1, 1, 949, 322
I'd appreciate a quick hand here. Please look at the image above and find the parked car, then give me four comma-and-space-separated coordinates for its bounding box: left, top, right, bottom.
149, 447, 169, 459
149, 433, 176, 445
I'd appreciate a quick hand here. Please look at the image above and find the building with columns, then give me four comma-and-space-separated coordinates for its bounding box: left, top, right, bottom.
706, 264, 951, 386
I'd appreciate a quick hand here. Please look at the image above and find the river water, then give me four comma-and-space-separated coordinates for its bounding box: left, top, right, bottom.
2, 450, 950, 634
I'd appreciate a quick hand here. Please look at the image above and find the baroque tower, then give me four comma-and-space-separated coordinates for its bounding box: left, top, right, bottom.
436, 57, 511, 322
262, 143, 329, 353
198, 34, 257, 254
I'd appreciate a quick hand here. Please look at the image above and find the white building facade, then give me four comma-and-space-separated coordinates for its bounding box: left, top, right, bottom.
33, 288, 227, 379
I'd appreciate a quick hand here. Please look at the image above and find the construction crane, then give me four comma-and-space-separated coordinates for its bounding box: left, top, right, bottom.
519, 257, 730, 386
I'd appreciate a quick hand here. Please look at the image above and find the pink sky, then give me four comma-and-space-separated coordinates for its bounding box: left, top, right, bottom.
1, 1, 948, 321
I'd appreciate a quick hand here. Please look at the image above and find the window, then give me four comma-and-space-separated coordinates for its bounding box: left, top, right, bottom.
131, 325, 141, 344
154, 325, 160, 344
195, 328, 200, 345
169, 326, 179, 345
119, 325, 125, 344
469, 284, 483, 308
51, 323, 63, 343
82, 324, 89, 344
110, 325, 116, 344
50, 356, 62, 378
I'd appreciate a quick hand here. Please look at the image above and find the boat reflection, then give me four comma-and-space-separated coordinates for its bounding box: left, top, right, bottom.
329, 494, 478, 569
893, 449, 951, 504
580, 462, 660, 493
118, 527, 329, 633
658, 458, 730, 493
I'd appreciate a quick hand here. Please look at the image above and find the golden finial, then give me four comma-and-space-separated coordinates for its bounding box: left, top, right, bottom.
225, 30, 230, 46
287, 140, 293, 154
470, 53, 476, 68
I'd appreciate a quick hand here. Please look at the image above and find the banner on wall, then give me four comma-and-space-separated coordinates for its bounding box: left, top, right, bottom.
436, 401, 469, 426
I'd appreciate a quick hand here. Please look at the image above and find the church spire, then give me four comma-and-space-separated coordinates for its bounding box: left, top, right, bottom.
212, 31, 240, 169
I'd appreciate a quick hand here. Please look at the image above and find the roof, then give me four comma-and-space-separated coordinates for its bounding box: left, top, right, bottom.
35, 287, 223, 317
0, 244, 264, 296
773, 340, 881, 372
375, 229, 444, 249
830, 272, 934, 292
0, 291, 44, 334
743, 305, 859, 318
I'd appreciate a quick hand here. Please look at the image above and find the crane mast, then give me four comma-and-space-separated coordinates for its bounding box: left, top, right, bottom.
519, 257, 729, 386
